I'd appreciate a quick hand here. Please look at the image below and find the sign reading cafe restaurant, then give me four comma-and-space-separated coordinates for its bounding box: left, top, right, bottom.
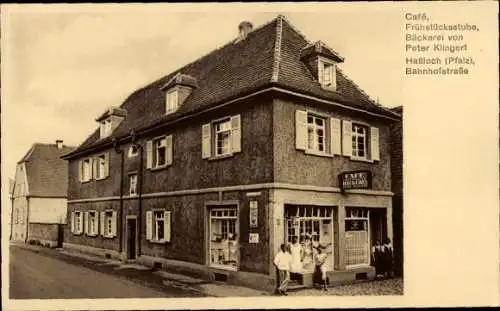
339, 170, 372, 192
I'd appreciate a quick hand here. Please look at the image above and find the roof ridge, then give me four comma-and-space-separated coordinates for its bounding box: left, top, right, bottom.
336, 67, 377, 104
270, 15, 284, 82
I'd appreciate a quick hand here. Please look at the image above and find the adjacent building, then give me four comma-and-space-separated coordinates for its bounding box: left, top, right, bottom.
61, 15, 401, 291
10, 141, 75, 247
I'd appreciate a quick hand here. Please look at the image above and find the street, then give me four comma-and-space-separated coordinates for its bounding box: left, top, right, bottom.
9, 245, 208, 299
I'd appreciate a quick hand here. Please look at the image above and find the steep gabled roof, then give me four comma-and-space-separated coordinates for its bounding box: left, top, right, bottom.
19, 143, 75, 197
65, 15, 399, 159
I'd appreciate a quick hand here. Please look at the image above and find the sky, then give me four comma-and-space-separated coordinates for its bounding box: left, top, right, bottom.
1, 3, 402, 214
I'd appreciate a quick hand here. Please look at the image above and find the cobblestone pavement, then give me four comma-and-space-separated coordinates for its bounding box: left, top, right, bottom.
288, 278, 404, 296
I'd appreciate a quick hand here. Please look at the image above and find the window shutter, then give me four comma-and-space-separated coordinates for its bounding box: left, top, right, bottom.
318, 62, 324, 85
111, 211, 117, 237
164, 210, 171, 242
330, 118, 341, 155
100, 212, 105, 235
370, 127, 380, 161
84, 212, 89, 235
230, 115, 241, 153
71, 212, 75, 233
202, 123, 211, 159
295, 110, 307, 150
104, 153, 110, 177
78, 161, 83, 182
146, 211, 153, 240
92, 157, 97, 180
146, 140, 153, 169
166, 135, 173, 166
342, 120, 352, 156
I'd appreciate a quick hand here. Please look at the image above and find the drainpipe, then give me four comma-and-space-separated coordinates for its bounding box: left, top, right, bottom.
130, 131, 144, 257
113, 138, 125, 257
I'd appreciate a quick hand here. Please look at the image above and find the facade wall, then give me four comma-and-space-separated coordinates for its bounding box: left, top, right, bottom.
68, 98, 274, 201
28, 223, 60, 243
273, 97, 392, 191
29, 197, 67, 224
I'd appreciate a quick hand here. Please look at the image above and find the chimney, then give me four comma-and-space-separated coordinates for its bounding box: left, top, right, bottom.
238, 21, 253, 40
56, 140, 63, 149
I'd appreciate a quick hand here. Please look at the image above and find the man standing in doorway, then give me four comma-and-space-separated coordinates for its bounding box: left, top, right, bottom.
274, 243, 292, 295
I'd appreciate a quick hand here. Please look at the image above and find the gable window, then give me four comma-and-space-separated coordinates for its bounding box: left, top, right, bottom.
129, 173, 138, 196
80, 158, 92, 182
351, 124, 368, 159
166, 90, 179, 114
128, 145, 139, 158
95, 153, 109, 180
318, 59, 336, 89
307, 115, 326, 153
202, 115, 241, 159
146, 210, 171, 243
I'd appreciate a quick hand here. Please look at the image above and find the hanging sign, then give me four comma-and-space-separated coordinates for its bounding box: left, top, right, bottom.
249, 200, 258, 228
339, 170, 372, 192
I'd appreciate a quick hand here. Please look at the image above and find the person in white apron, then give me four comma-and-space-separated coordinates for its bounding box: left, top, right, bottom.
289, 236, 303, 281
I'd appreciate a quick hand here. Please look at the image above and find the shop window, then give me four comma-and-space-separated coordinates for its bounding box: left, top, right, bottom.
285, 205, 334, 273
209, 207, 239, 270
344, 207, 370, 267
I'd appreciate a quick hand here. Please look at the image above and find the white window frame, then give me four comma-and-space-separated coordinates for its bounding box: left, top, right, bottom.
81, 158, 92, 182
153, 136, 167, 169
318, 57, 336, 89
166, 89, 179, 114
153, 210, 166, 242
100, 118, 112, 138
344, 207, 370, 268
74, 211, 83, 234
129, 173, 138, 196
104, 210, 114, 238
351, 123, 368, 160
95, 153, 107, 180
209, 207, 239, 270
214, 118, 232, 157
307, 114, 327, 153
128, 145, 139, 158
87, 211, 98, 236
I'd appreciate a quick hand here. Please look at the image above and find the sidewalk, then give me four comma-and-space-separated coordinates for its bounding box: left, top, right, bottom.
9, 242, 269, 297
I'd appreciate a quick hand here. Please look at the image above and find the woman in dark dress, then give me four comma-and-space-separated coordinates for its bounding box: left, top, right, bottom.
371, 240, 383, 278
382, 237, 394, 278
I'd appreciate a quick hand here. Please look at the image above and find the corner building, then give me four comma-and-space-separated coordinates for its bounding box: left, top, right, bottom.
62, 15, 401, 291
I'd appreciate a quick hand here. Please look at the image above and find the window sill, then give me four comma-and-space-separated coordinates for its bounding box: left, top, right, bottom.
95, 176, 109, 181
72, 232, 84, 236
209, 264, 238, 272
349, 157, 374, 163
103, 235, 115, 239
128, 194, 138, 198
150, 165, 169, 172
305, 149, 333, 158
86, 233, 99, 237
149, 239, 169, 244
208, 153, 234, 161
80, 179, 92, 184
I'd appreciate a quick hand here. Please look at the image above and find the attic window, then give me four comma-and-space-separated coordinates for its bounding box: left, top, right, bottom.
100, 118, 112, 138
318, 58, 336, 90
166, 89, 179, 114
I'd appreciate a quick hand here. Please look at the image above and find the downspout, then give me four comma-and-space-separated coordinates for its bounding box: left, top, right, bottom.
130, 132, 144, 257
113, 138, 125, 257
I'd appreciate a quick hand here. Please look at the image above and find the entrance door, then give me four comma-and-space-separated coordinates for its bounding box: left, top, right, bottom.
126, 218, 137, 260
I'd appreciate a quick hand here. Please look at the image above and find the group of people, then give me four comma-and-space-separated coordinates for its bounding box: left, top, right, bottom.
273, 236, 332, 295
371, 237, 394, 279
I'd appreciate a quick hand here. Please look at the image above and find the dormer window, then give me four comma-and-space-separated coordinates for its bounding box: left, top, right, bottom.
100, 119, 112, 138
166, 89, 179, 114
318, 58, 336, 89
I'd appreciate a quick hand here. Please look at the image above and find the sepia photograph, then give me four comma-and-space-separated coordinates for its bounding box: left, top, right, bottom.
1, 2, 498, 310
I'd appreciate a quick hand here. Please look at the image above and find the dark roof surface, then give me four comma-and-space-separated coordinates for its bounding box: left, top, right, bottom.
66, 15, 399, 158
19, 143, 75, 197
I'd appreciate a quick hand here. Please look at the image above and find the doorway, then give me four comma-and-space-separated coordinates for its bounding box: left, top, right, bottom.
126, 217, 137, 260
57, 224, 64, 248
